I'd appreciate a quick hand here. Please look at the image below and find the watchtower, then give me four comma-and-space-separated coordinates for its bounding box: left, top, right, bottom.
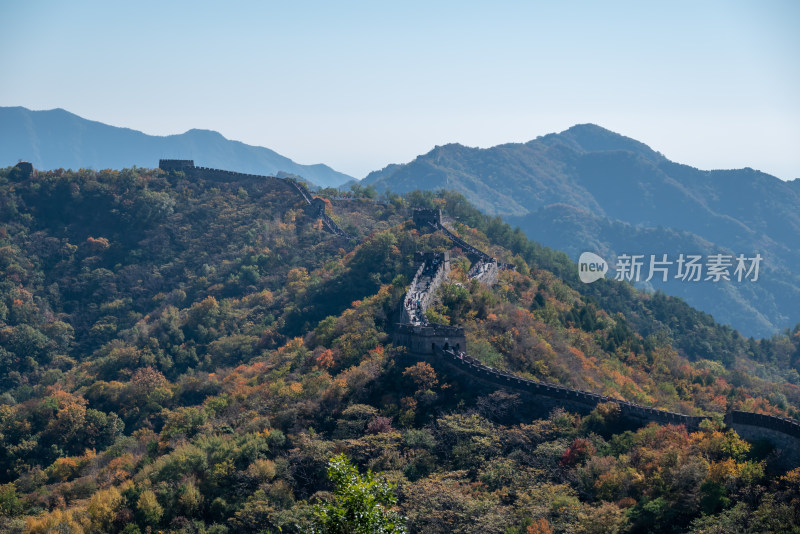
309, 197, 327, 217
395, 323, 466, 355
412, 208, 442, 231
10, 161, 34, 180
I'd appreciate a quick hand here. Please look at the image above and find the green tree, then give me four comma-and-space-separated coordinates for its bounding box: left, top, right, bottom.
0, 483, 22, 517
137, 489, 164, 527
312, 453, 406, 534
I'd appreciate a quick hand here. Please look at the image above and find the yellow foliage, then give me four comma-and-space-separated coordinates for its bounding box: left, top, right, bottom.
707, 458, 740, 483
247, 458, 277, 482
46, 456, 80, 482
25, 507, 89, 534
101, 453, 136, 484
87, 486, 122, 532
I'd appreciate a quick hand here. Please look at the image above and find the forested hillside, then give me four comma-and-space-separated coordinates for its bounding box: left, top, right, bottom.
1, 165, 799, 533
363, 124, 800, 338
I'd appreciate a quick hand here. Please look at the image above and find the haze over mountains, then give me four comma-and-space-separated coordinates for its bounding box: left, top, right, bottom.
364, 125, 800, 338
0, 106, 354, 188
3, 106, 798, 337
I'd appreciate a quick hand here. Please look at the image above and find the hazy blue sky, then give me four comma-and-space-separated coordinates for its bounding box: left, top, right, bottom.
1, 1, 798, 179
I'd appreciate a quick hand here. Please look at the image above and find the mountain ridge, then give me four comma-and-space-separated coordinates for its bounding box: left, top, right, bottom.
363, 125, 800, 338
0, 106, 354, 188
4, 107, 797, 336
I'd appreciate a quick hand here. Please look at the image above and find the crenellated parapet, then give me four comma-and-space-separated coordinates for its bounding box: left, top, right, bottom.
409, 207, 514, 272
285, 178, 315, 204
431, 345, 702, 431
158, 159, 195, 172
422, 345, 800, 464
726, 411, 800, 466
727, 410, 800, 439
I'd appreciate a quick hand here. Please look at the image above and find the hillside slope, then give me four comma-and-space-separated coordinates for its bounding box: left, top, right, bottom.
2, 165, 800, 532
363, 125, 800, 337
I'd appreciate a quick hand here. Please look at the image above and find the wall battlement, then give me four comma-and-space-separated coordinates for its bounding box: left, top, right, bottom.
417, 345, 800, 464
158, 160, 352, 238
150, 159, 800, 465
727, 410, 800, 439
159, 159, 195, 172
393, 217, 800, 465
469, 259, 499, 285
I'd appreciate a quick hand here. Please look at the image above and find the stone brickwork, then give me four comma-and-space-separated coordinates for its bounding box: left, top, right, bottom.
395, 324, 466, 355
726, 423, 800, 467
409, 208, 513, 283
727, 410, 800, 439
184, 165, 284, 187
394, 229, 800, 463
417, 345, 800, 465
436, 220, 516, 271
411, 208, 442, 230
430, 345, 704, 427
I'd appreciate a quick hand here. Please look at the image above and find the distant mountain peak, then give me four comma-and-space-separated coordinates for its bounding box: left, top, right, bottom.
427, 142, 469, 155
182, 128, 226, 138
533, 123, 663, 161
563, 122, 609, 134
0, 106, 355, 188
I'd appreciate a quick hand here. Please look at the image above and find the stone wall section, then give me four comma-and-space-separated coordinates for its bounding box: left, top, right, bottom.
156, 160, 800, 465
400, 252, 450, 325
158, 160, 351, 238
469, 259, 499, 285
398, 209, 800, 464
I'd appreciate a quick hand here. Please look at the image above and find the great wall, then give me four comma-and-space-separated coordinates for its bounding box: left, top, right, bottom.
397, 209, 800, 466
158, 159, 353, 238
94, 160, 794, 466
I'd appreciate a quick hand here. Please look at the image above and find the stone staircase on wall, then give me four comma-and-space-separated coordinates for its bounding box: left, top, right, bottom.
401, 252, 450, 325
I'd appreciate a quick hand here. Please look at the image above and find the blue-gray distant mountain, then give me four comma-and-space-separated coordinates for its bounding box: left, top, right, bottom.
363, 124, 800, 338
0, 106, 354, 188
